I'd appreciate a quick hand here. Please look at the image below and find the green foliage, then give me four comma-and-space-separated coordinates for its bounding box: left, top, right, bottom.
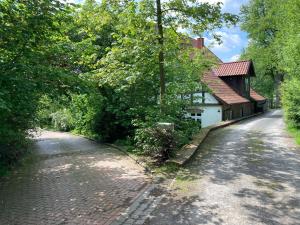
134, 118, 200, 163
63, 0, 115, 72
135, 127, 177, 162
275, 0, 300, 77
50, 109, 73, 131
281, 78, 300, 129
0, 0, 78, 166
0, 0, 239, 166
38, 91, 104, 138
69, 93, 104, 138
287, 125, 300, 146
37, 96, 60, 128
175, 119, 201, 146
241, 0, 300, 127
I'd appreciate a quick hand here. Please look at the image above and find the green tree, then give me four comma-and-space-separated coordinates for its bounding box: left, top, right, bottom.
240, 0, 283, 107
275, 0, 300, 78
0, 0, 78, 166
154, 0, 238, 110
241, 0, 300, 136
91, 0, 237, 144
36, 0, 120, 140
277, 0, 300, 133
281, 78, 300, 129
64, 0, 115, 72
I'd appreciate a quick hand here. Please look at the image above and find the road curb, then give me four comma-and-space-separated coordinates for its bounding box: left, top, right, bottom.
103, 143, 153, 174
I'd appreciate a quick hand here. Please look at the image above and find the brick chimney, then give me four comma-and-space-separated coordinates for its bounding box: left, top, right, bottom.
193, 37, 204, 49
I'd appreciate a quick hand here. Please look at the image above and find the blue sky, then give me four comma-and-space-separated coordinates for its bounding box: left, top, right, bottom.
66, 0, 249, 62
201, 0, 250, 62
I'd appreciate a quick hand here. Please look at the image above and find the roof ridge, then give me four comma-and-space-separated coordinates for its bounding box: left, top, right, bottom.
221, 60, 251, 64
214, 60, 254, 77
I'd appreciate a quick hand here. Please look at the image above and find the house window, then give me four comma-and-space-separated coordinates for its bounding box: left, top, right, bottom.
191, 113, 195, 116
196, 113, 201, 116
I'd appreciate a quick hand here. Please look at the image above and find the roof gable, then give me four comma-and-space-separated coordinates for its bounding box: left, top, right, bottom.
202, 71, 250, 105
213, 60, 255, 77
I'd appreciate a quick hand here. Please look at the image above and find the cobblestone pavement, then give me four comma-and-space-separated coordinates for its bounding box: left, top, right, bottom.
139, 110, 300, 225
0, 131, 150, 225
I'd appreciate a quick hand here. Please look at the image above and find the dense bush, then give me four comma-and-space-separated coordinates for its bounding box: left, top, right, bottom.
0, 66, 40, 166
174, 119, 201, 145
37, 92, 104, 139
0, 0, 76, 168
68, 93, 104, 138
50, 109, 73, 131
134, 118, 200, 163
135, 126, 177, 162
281, 78, 300, 128
37, 95, 65, 129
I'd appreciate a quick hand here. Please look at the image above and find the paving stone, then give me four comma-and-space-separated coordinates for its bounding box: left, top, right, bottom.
0, 131, 150, 225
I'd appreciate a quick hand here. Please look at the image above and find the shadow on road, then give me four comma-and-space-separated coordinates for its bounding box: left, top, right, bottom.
0, 131, 150, 225
147, 111, 300, 225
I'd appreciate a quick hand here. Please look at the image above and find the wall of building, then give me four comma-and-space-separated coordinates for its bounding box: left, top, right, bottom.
192, 92, 219, 104
222, 76, 250, 98
222, 102, 254, 120
185, 92, 259, 127
185, 105, 223, 128
184, 91, 222, 128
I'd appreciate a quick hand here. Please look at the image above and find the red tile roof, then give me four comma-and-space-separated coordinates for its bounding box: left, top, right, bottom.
250, 88, 266, 101
202, 71, 250, 105
213, 60, 254, 77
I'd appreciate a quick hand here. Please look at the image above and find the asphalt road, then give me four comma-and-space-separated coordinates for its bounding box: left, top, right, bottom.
147, 110, 300, 225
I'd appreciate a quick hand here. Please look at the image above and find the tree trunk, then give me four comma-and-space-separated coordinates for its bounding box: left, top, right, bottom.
156, 0, 165, 112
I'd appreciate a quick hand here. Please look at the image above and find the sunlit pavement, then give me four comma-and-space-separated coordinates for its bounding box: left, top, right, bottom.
146, 110, 300, 225
0, 131, 150, 225
1, 111, 299, 225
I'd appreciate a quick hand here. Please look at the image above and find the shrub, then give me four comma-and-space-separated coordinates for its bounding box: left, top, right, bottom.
281, 78, 300, 128
133, 108, 200, 163
50, 109, 73, 131
175, 119, 201, 146
37, 92, 104, 139
0, 128, 29, 168
36, 95, 62, 128
68, 93, 104, 138
135, 126, 177, 163
0, 69, 40, 167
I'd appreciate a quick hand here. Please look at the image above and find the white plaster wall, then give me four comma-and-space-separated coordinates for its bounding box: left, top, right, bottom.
204, 93, 219, 104
193, 92, 219, 104
201, 105, 222, 127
